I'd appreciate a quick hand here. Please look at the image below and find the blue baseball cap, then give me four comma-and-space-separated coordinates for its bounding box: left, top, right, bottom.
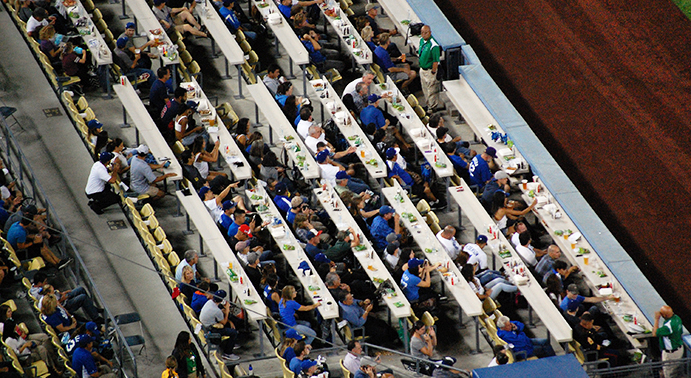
125, 22, 136, 29
286, 328, 304, 340
335, 171, 350, 180
198, 186, 210, 198
316, 150, 329, 163
379, 205, 395, 215
275, 182, 287, 194
301, 360, 318, 371
408, 258, 424, 269
367, 94, 381, 103
476, 235, 488, 243
116, 36, 128, 49
385, 147, 397, 160
222, 200, 236, 210
87, 119, 103, 130
86, 322, 100, 336
99, 152, 114, 164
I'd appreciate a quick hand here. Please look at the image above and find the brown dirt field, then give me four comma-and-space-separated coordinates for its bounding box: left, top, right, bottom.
434, 0, 691, 323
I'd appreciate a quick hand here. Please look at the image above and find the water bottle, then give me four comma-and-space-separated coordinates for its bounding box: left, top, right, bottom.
249, 364, 254, 376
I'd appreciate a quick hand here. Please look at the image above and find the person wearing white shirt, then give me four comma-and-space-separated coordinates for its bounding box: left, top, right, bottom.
464, 235, 489, 271
199, 182, 239, 223
510, 222, 528, 248
304, 124, 328, 154
342, 71, 375, 98
315, 150, 344, 187
436, 226, 462, 261
296, 107, 314, 140
515, 231, 545, 267
384, 243, 400, 269
85, 152, 121, 214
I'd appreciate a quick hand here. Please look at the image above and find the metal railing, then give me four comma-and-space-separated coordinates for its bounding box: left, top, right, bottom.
585, 357, 691, 378
0, 116, 140, 378
361, 342, 471, 378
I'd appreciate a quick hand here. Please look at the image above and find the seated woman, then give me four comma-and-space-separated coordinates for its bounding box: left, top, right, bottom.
38, 25, 62, 67
61, 42, 93, 84
190, 137, 227, 181
279, 285, 321, 345
460, 264, 517, 302
262, 273, 281, 316
279, 328, 303, 362
178, 265, 197, 303
232, 118, 251, 152
174, 103, 208, 147
490, 191, 536, 235
40, 293, 79, 333
3, 319, 62, 374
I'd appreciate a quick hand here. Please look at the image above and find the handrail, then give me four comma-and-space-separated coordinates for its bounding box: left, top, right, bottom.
361, 342, 471, 377
0, 115, 139, 378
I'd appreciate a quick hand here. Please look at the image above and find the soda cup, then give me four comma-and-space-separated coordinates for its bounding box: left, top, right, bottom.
583, 256, 589, 265
120, 76, 127, 86
360, 150, 365, 158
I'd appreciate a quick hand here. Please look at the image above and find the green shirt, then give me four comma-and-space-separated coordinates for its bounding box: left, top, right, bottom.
657, 314, 683, 351
325, 240, 351, 262
418, 37, 441, 70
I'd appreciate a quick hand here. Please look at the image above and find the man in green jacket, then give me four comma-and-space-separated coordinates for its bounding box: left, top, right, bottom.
653, 305, 683, 378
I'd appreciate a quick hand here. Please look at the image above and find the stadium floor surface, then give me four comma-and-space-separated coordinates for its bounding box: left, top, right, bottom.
435, 0, 691, 323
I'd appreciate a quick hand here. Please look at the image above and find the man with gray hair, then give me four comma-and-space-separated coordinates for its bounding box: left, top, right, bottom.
496, 315, 555, 359
342, 71, 376, 98
435, 225, 462, 261
348, 82, 369, 115
175, 250, 200, 281
305, 124, 329, 154
536, 245, 579, 283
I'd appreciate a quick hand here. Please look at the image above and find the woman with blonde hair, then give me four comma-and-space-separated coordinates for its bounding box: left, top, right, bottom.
40, 293, 78, 333
162, 355, 179, 378
361, 25, 376, 52
278, 285, 320, 344
38, 25, 62, 66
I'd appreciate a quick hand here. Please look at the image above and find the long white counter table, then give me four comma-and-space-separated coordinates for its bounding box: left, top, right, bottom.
251, 0, 309, 68
309, 79, 387, 179
121, 0, 180, 67
113, 78, 182, 180
180, 78, 252, 180
313, 183, 411, 319
318, 1, 372, 67
246, 82, 320, 179
60, 0, 112, 66
447, 181, 572, 344
246, 184, 338, 320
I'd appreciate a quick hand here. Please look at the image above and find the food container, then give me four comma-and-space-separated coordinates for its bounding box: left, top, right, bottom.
268, 13, 282, 24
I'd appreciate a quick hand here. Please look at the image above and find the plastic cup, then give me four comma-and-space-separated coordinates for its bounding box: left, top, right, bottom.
521, 180, 528, 190
583, 256, 589, 265
208, 118, 216, 127
570, 243, 576, 250
614, 294, 621, 303
360, 150, 365, 158
563, 234, 569, 240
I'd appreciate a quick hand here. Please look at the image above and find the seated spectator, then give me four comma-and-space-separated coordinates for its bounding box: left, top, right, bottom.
279, 285, 320, 345
218, 200, 237, 234
334, 171, 370, 197
61, 42, 93, 84
490, 192, 536, 236
359, 94, 390, 131
304, 230, 325, 259
297, 107, 314, 140
487, 345, 509, 367
365, 4, 397, 41
200, 183, 241, 223
199, 290, 240, 361
175, 103, 209, 146
286, 196, 305, 225
278, 0, 293, 18
114, 37, 155, 87
338, 292, 398, 347
260, 151, 292, 191
2, 318, 61, 375
316, 150, 345, 187
191, 138, 226, 181
119, 22, 158, 70
150, 67, 172, 118
370, 206, 401, 251
293, 214, 327, 244
401, 258, 440, 312
172, 331, 205, 378
468, 147, 497, 189
152, 0, 208, 38
37, 283, 102, 323
273, 182, 292, 214
373, 33, 416, 89
175, 250, 201, 282
245, 252, 263, 291
162, 355, 178, 378
263, 64, 284, 95
40, 294, 78, 333
160, 87, 187, 134
383, 242, 401, 271
7, 216, 69, 269
496, 315, 555, 359
305, 125, 330, 155
289, 341, 310, 374
190, 281, 212, 314
280, 328, 303, 362
130, 145, 177, 200
73, 335, 116, 378
344, 340, 392, 375
263, 273, 281, 315
275, 82, 302, 107
515, 231, 545, 267
410, 320, 437, 360
85, 152, 121, 215
361, 26, 377, 52
574, 312, 624, 366
386, 148, 442, 208
27, 7, 54, 38
178, 265, 197, 300
463, 235, 489, 272
325, 228, 358, 263
300, 28, 345, 73
481, 170, 510, 210
429, 114, 474, 158
436, 225, 462, 261
536, 245, 577, 283
560, 284, 614, 316
461, 264, 517, 301
443, 143, 469, 181
38, 25, 62, 67
219, 0, 257, 39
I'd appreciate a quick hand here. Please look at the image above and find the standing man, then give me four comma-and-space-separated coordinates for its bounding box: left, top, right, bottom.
85, 152, 121, 214
418, 25, 443, 112
653, 305, 683, 378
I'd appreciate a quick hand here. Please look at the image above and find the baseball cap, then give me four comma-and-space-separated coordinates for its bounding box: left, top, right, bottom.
436, 127, 448, 140
494, 171, 509, 180
223, 0, 234, 5
379, 205, 395, 215
116, 36, 128, 49
335, 171, 350, 180
198, 186, 210, 198
485, 147, 497, 158
125, 22, 136, 29
99, 151, 114, 164
275, 182, 287, 195
385, 147, 397, 160
238, 224, 252, 236
186, 101, 198, 111
476, 235, 488, 243
386, 243, 399, 255
301, 360, 318, 371
85, 322, 100, 336
213, 290, 227, 302
87, 119, 103, 130
286, 328, 304, 340
316, 150, 329, 163
291, 196, 304, 208
247, 252, 260, 264
365, 3, 379, 11
222, 200, 236, 210
306, 230, 323, 240
386, 233, 401, 243
367, 94, 381, 103
567, 284, 579, 294
408, 258, 424, 269
153, 0, 165, 5
137, 144, 149, 155
235, 240, 250, 251
314, 253, 331, 264
76, 334, 94, 348
21, 204, 38, 216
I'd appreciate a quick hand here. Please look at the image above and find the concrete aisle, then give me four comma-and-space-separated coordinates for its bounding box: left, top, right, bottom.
0, 9, 199, 378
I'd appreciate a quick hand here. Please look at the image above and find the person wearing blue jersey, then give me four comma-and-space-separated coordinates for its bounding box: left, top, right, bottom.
219, 0, 257, 40
468, 147, 496, 189
369, 206, 401, 251
373, 33, 416, 90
